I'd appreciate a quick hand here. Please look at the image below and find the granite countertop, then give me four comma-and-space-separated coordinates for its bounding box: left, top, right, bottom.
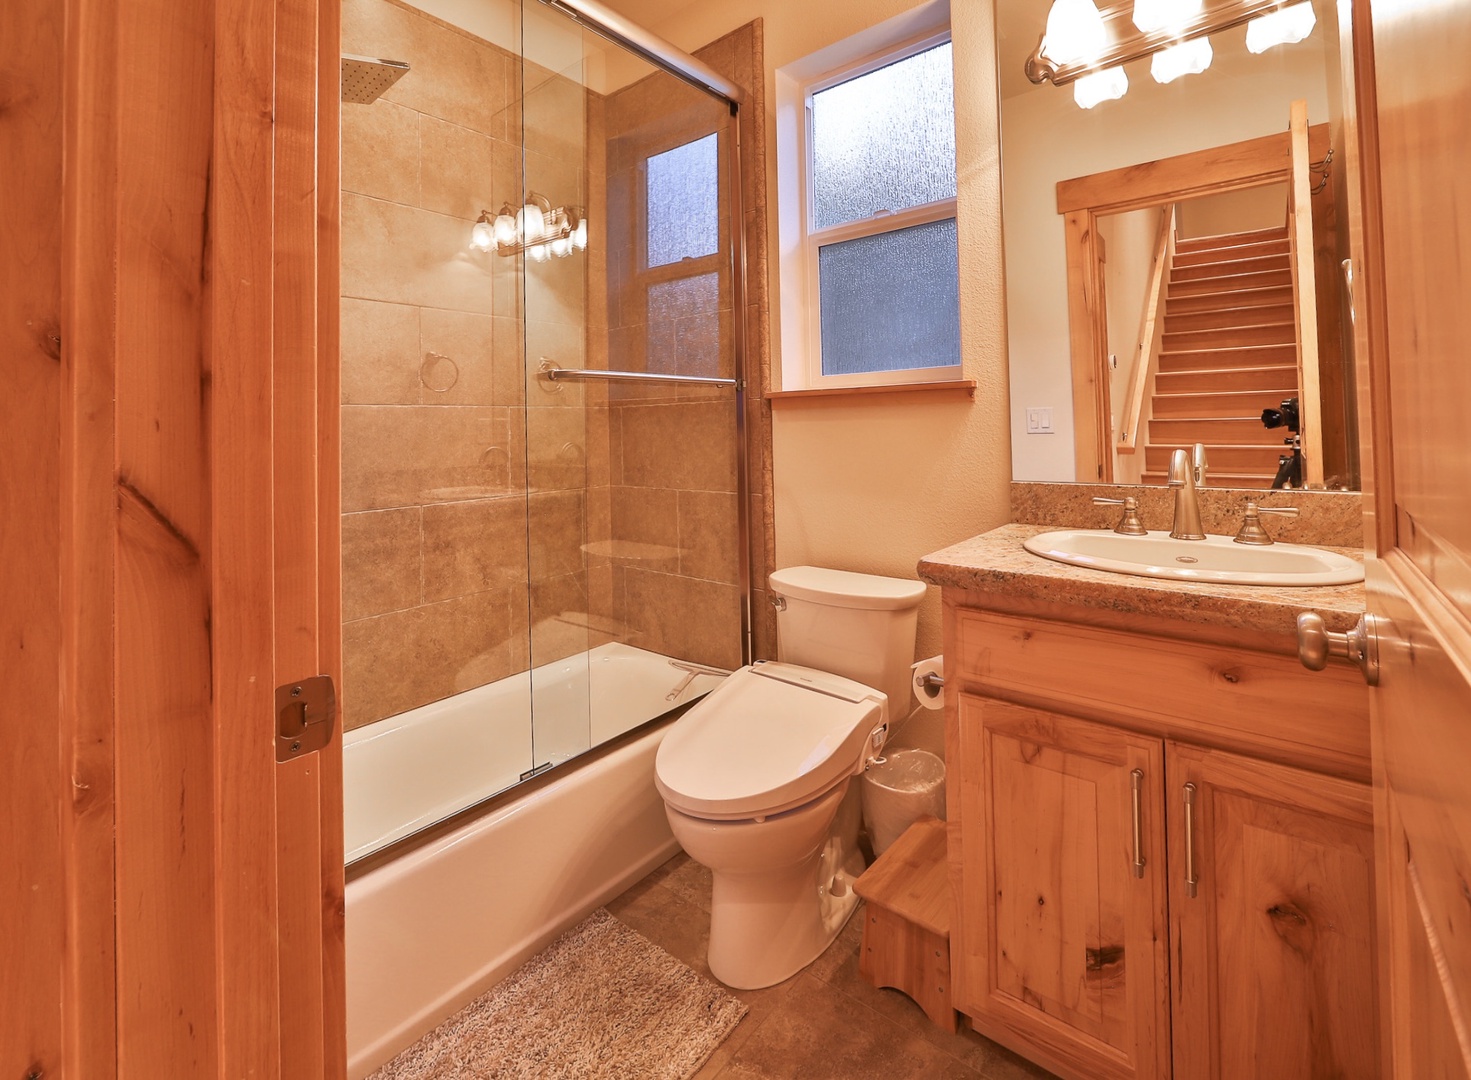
918, 523, 1365, 637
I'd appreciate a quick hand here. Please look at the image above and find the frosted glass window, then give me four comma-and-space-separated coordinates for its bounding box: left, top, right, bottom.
647, 133, 719, 267
810, 42, 955, 230
818, 218, 960, 375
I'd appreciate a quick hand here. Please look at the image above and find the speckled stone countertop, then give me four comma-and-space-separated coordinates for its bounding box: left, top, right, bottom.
918, 523, 1365, 637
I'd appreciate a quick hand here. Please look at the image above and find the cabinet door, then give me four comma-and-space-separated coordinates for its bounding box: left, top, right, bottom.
1167, 743, 1377, 1079
955, 695, 1171, 1080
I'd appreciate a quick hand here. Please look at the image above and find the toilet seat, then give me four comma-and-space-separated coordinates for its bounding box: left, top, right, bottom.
655, 662, 887, 822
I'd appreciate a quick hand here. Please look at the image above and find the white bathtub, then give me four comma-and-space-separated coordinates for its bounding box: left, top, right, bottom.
343, 641, 724, 863
343, 642, 725, 1078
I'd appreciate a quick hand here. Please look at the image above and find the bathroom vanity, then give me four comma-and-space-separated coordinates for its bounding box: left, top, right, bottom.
920, 522, 1375, 1080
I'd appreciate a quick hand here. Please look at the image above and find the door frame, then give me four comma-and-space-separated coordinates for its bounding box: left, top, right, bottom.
1056, 127, 1330, 483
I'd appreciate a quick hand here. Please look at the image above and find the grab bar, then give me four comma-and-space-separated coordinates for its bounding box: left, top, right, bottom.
542, 364, 737, 388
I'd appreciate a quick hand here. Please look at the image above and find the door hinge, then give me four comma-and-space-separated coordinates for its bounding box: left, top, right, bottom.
275, 675, 337, 761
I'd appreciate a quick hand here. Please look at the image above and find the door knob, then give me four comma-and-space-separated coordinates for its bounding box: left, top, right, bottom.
1296, 612, 1380, 686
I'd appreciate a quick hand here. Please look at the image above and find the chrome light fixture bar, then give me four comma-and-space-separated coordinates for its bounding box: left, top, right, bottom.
1026, 0, 1299, 87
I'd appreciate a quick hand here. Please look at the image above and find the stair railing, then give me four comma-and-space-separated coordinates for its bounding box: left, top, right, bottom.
1116, 203, 1176, 456
1287, 98, 1325, 487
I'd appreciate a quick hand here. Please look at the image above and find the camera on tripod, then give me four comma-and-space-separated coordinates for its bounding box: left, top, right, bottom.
1260, 397, 1300, 434
1260, 396, 1302, 489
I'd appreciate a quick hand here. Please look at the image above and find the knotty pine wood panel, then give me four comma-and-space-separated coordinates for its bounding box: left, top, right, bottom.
0, 0, 65, 1075
1167, 743, 1377, 1080
60, 0, 122, 1070
954, 608, 1370, 782
957, 696, 1170, 1080
112, 1, 220, 1071
212, 0, 287, 1071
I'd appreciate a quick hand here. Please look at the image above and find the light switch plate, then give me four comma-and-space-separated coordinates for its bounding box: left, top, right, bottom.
1026, 407, 1054, 434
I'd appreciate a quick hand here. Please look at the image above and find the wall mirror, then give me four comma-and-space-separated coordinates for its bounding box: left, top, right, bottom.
999, 0, 1362, 492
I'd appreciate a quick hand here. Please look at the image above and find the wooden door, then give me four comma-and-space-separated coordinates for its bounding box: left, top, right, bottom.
1166, 743, 1377, 1079
954, 695, 1170, 1080
0, 0, 344, 1076
1346, 0, 1471, 1074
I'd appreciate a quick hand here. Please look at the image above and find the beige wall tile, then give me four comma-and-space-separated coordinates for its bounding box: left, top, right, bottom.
523, 71, 585, 162
341, 587, 520, 729
678, 489, 740, 584
342, 193, 497, 315
524, 405, 587, 492
529, 572, 591, 665
618, 401, 737, 492
611, 485, 677, 547
342, 404, 514, 511
341, 507, 422, 621
421, 495, 528, 602
528, 489, 585, 581
418, 307, 498, 404
418, 115, 496, 221
342, 99, 420, 205
341, 297, 420, 405
622, 568, 742, 670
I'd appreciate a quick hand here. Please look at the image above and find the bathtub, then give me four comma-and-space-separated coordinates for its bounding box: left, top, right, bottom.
343, 641, 724, 863
343, 642, 725, 1078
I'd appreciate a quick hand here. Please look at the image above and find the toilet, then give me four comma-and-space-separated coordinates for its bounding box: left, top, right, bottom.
654, 566, 926, 990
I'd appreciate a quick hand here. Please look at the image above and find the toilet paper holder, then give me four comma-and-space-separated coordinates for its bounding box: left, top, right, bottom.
917, 672, 944, 695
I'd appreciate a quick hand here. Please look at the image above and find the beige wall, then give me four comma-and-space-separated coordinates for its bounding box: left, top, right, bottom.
1176, 182, 1290, 239
600, 0, 1013, 660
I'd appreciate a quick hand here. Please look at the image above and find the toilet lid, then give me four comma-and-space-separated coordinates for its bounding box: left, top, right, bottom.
655, 662, 887, 820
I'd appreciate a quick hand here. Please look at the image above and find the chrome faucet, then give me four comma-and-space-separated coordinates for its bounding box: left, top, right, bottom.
1191, 442, 1209, 488
1167, 448, 1206, 540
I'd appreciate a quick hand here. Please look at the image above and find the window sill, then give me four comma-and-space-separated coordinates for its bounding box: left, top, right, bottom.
766, 379, 976, 405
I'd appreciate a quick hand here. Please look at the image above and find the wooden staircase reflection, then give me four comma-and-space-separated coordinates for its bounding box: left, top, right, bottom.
1140, 226, 1299, 487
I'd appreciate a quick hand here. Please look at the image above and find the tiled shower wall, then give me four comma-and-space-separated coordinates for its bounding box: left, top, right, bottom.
339, 3, 772, 731
339, 0, 537, 731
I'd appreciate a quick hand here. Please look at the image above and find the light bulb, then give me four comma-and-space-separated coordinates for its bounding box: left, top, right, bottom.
1151, 36, 1212, 83
572, 217, 588, 250
551, 235, 572, 257
518, 202, 546, 243
1132, 0, 1202, 33
1073, 65, 1128, 108
1041, 0, 1106, 67
493, 206, 518, 247
528, 243, 550, 262
470, 213, 494, 251
1246, 1, 1316, 53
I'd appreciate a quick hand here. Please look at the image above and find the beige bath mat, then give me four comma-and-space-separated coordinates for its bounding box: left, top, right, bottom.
368, 908, 747, 1080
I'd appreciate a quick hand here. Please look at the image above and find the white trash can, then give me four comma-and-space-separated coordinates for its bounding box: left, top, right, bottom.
861, 749, 946, 857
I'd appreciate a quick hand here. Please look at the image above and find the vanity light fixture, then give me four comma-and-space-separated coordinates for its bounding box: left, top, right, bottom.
1073, 65, 1129, 108
1027, 0, 1317, 104
1040, 0, 1108, 67
1151, 36, 1213, 83
1245, 1, 1317, 53
1132, 0, 1202, 33
472, 194, 589, 259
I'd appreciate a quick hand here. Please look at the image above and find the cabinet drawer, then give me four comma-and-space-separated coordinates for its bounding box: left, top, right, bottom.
953, 608, 1369, 781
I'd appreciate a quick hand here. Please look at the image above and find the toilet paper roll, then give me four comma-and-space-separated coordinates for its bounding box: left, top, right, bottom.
911, 655, 945, 711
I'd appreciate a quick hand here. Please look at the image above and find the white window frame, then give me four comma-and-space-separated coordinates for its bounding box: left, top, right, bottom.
795, 29, 960, 390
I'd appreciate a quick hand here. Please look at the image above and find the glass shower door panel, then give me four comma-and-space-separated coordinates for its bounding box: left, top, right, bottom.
522, 2, 596, 771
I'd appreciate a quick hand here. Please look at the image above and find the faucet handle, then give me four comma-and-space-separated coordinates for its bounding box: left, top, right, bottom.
1233, 500, 1300, 545
1093, 496, 1148, 536
1191, 443, 1209, 487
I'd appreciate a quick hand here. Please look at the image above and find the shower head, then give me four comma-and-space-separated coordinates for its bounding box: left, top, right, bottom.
341, 54, 410, 104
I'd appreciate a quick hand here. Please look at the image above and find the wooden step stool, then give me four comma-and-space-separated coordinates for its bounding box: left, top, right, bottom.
852, 815, 958, 1033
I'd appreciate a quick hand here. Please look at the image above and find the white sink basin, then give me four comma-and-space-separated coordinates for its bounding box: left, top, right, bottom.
1022, 529, 1364, 586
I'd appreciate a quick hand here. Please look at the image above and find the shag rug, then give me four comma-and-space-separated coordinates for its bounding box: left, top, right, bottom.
368, 909, 748, 1080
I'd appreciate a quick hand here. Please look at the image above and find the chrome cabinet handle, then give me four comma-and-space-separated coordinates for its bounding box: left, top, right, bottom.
1130, 768, 1146, 879
1184, 782, 1198, 899
1296, 612, 1381, 686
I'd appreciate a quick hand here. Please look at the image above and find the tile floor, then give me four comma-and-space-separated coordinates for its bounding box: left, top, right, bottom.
606, 853, 1059, 1080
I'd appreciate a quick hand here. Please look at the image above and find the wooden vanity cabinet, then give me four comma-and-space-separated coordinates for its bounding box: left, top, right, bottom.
947, 602, 1376, 1080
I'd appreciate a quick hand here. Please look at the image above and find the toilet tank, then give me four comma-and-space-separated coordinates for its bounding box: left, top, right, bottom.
768, 566, 926, 721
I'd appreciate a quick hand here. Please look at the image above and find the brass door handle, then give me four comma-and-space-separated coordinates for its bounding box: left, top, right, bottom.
1296, 612, 1381, 686
1183, 782, 1198, 899
1130, 768, 1145, 879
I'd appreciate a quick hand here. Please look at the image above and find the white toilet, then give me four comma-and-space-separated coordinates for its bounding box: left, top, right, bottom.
654, 566, 926, 990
